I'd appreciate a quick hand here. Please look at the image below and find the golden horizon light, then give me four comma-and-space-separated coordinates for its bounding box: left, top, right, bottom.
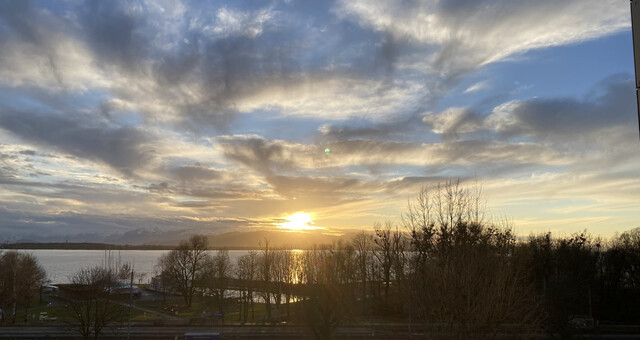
277, 212, 324, 231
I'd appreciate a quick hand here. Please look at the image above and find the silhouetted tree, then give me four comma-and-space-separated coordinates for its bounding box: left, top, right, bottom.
351, 231, 374, 312
0, 251, 46, 323
64, 265, 126, 340
373, 222, 394, 309
543, 232, 599, 335
203, 249, 232, 318
157, 234, 210, 307
236, 251, 258, 321
405, 181, 542, 338
259, 239, 274, 321
302, 245, 355, 340
271, 249, 295, 320
600, 229, 640, 322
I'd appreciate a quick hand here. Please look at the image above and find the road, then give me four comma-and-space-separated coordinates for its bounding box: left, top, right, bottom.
0, 325, 333, 339
1, 325, 640, 339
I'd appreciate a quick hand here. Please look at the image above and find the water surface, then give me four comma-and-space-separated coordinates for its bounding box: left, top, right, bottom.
22, 249, 250, 284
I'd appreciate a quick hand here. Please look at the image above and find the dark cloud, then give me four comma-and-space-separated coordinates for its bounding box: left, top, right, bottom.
186, 188, 263, 200
219, 136, 296, 175
266, 175, 362, 199
490, 75, 635, 141
18, 149, 36, 156
169, 200, 220, 208
318, 114, 423, 141
0, 109, 154, 175
0, 176, 165, 211
419, 75, 636, 145
80, 0, 141, 70
170, 163, 223, 183
433, 140, 560, 165
0, 1, 46, 45
156, 36, 202, 85
0, 207, 242, 243
319, 124, 399, 141
146, 182, 171, 194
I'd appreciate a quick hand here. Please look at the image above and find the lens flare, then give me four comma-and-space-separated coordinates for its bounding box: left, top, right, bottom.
277, 212, 322, 231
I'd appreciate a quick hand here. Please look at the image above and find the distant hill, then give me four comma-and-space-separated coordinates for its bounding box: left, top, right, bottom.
0, 242, 174, 250
0, 229, 374, 250
206, 229, 369, 249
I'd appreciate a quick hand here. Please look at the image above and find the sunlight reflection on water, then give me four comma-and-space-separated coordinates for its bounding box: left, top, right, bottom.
28, 249, 311, 284
28, 249, 250, 283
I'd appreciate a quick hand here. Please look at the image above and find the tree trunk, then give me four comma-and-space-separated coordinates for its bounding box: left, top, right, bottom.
265, 292, 271, 320
251, 291, 255, 320
286, 293, 291, 318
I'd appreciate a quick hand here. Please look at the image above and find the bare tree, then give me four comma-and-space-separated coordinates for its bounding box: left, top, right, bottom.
64, 266, 126, 340
203, 249, 232, 319
302, 244, 356, 340
352, 231, 374, 314
271, 249, 290, 321
259, 239, 274, 320
236, 251, 258, 321
157, 234, 210, 307
390, 225, 409, 314
285, 249, 304, 318
373, 221, 394, 308
404, 181, 541, 338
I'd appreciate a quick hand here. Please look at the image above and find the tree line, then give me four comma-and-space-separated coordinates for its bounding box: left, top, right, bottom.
2, 180, 640, 339
154, 181, 640, 338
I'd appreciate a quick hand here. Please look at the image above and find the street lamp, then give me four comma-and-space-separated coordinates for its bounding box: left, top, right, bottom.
630, 0, 640, 138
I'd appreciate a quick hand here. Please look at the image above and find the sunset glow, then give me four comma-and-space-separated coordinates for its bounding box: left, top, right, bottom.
0, 1, 638, 243
278, 213, 322, 231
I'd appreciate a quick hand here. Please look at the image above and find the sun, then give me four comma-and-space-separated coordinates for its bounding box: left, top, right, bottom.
277, 212, 322, 231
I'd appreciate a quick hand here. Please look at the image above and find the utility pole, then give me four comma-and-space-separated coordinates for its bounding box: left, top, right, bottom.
630, 0, 640, 137
127, 263, 134, 340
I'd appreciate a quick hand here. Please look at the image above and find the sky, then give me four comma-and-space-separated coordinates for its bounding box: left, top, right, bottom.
0, 0, 638, 243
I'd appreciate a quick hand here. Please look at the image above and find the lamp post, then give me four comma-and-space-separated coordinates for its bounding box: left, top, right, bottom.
630, 0, 640, 138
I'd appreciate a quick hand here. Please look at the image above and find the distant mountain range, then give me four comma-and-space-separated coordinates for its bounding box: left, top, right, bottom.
204, 229, 367, 249
0, 229, 372, 249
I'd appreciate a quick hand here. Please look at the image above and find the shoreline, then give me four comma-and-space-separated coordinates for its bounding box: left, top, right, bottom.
0, 243, 309, 251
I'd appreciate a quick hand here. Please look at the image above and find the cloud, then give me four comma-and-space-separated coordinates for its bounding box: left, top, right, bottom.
265, 175, 365, 199
217, 135, 307, 175
169, 163, 223, 183
208, 7, 276, 38
485, 75, 636, 142
337, 0, 627, 76
0, 0, 637, 241
422, 107, 483, 140
316, 111, 426, 141
0, 0, 417, 132
218, 134, 568, 178
0, 206, 252, 243
80, 0, 142, 70
421, 75, 636, 147
464, 81, 489, 94
0, 109, 155, 176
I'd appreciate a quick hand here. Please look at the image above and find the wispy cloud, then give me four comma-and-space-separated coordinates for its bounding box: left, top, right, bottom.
464, 81, 489, 93
0, 0, 636, 242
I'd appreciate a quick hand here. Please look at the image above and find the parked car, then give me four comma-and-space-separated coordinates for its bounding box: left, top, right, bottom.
42, 285, 59, 293
568, 315, 595, 330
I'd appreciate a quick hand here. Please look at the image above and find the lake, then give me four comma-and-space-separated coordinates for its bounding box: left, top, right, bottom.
19, 249, 252, 284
